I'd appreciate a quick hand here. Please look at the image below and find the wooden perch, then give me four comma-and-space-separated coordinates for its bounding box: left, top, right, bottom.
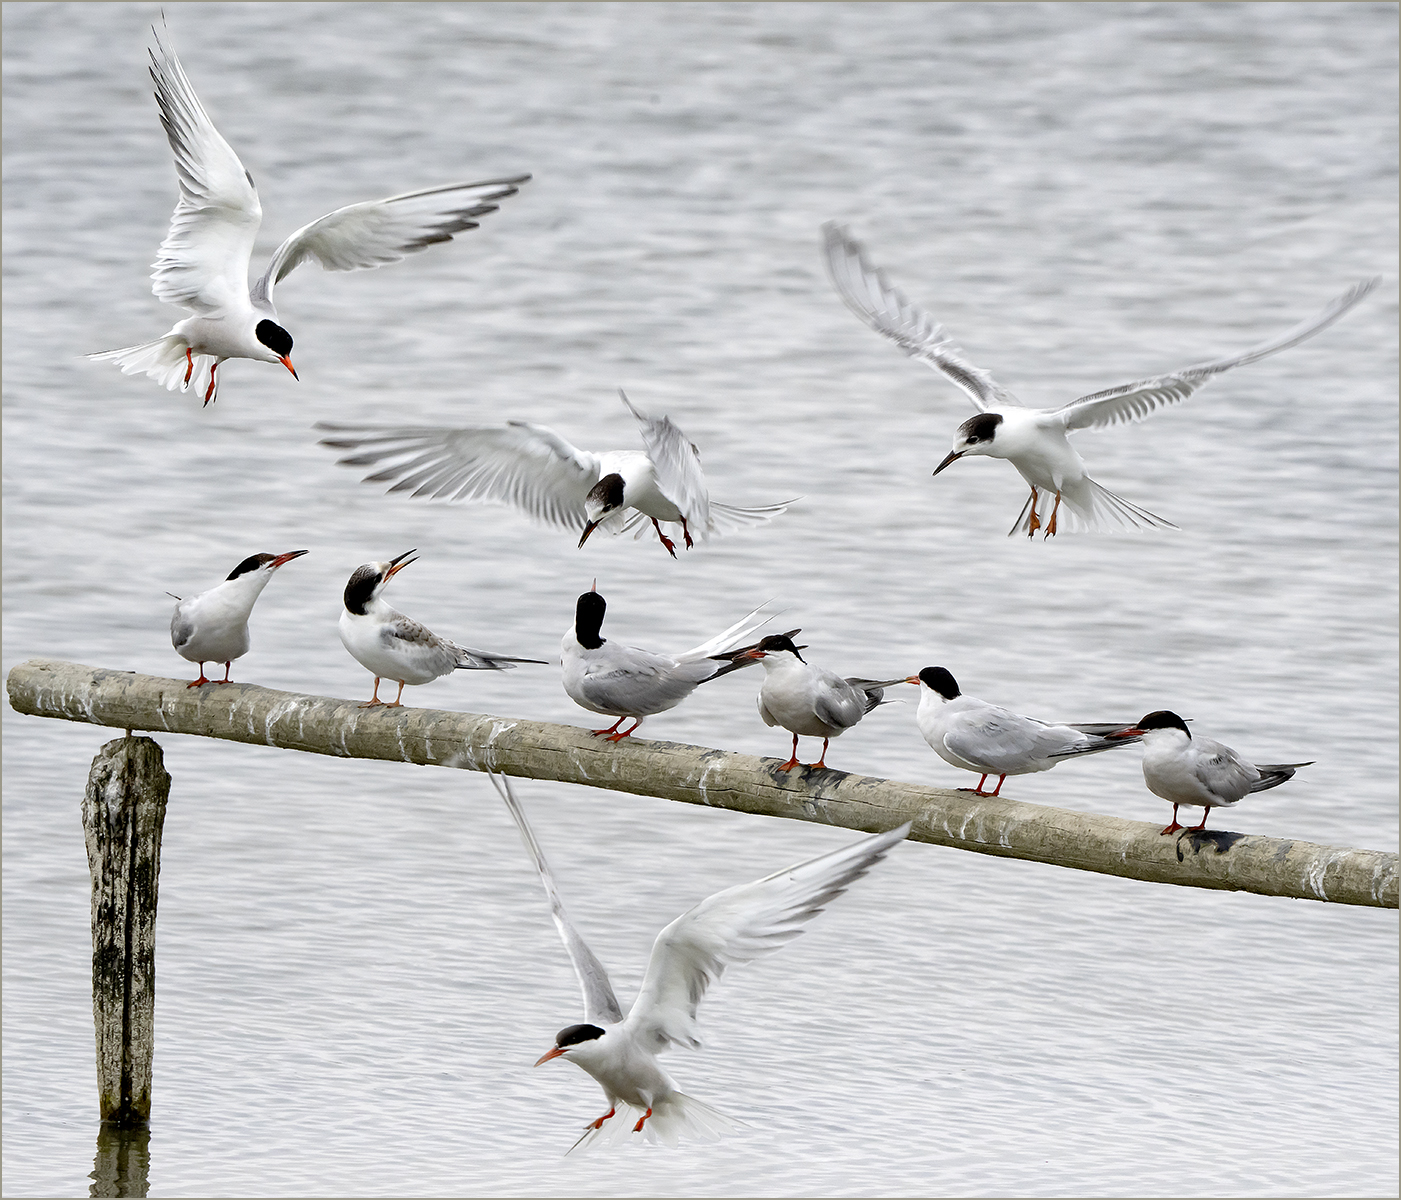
8, 658, 1396, 909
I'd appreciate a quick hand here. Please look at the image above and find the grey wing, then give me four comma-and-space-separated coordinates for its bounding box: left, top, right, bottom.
624, 822, 910, 1052
489, 772, 624, 1026
619, 390, 712, 532
1192, 741, 1260, 804
147, 29, 262, 316
250, 176, 530, 309
942, 707, 1073, 768
843, 676, 911, 716
821, 222, 1022, 411
813, 675, 867, 732
170, 602, 194, 652
447, 641, 548, 671
1055, 277, 1381, 433
315, 421, 601, 529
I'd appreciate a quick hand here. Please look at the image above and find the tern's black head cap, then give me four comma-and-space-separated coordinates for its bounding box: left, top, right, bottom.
918, 666, 960, 699
956, 412, 1002, 445
255, 319, 293, 357
555, 1022, 605, 1048
755, 633, 805, 663
1135, 710, 1190, 738
575, 591, 607, 650
343, 563, 382, 615
227, 553, 276, 581
585, 473, 626, 514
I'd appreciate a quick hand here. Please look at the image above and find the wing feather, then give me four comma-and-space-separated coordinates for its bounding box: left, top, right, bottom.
619, 390, 712, 532
624, 823, 910, 1052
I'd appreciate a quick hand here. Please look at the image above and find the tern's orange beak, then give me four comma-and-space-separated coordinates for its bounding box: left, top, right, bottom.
385, 549, 418, 580
1105, 727, 1144, 740
280, 356, 298, 380
270, 550, 310, 569
904, 675, 922, 686
534, 1045, 566, 1067
578, 521, 599, 549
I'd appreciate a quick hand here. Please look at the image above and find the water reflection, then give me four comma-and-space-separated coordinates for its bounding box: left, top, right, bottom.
89, 1124, 150, 1199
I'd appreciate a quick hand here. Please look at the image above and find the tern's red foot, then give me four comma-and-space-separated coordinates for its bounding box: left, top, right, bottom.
590, 717, 628, 738
989, 775, 1007, 796
651, 519, 678, 558
1043, 492, 1062, 539
183, 347, 194, 386
1159, 804, 1183, 835
809, 738, 832, 769
681, 519, 694, 550
633, 1107, 653, 1133
1026, 487, 1041, 537
588, 1107, 616, 1130
359, 699, 384, 709
1191, 811, 1211, 831
604, 718, 640, 743
778, 756, 802, 771
187, 673, 210, 689
202, 361, 219, 407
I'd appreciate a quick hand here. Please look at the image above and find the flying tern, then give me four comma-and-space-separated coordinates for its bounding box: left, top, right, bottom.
170, 550, 307, 686
316, 390, 792, 558
910, 667, 1139, 795
822, 222, 1380, 537
339, 550, 545, 706
1106, 710, 1312, 834
488, 770, 911, 1150
561, 585, 772, 740
714, 633, 907, 770
89, 27, 529, 405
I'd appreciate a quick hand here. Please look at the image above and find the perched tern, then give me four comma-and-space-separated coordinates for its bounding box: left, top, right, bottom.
562, 586, 772, 740
170, 550, 307, 686
1106, 710, 1312, 834
910, 667, 1139, 795
89, 28, 529, 405
488, 771, 911, 1150
715, 633, 907, 770
316, 390, 792, 558
822, 222, 1380, 537
339, 550, 545, 706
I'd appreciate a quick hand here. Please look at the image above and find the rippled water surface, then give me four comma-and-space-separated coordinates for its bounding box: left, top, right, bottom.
4, 2, 1397, 1195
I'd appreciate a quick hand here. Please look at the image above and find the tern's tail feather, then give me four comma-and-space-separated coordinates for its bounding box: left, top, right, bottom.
88, 335, 212, 395
1248, 762, 1314, 793
568, 1094, 743, 1153
1009, 477, 1179, 537
676, 602, 777, 663
450, 644, 549, 671
708, 497, 797, 532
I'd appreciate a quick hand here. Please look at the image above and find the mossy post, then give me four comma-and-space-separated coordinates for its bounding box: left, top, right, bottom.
81, 735, 171, 1128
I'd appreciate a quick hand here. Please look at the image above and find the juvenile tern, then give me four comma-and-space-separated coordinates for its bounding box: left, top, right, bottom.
823, 222, 1380, 537
1106, 710, 1312, 834
170, 550, 307, 686
339, 550, 545, 706
715, 633, 907, 770
316, 390, 792, 558
562, 586, 772, 740
488, 770, 911, 1150
910, 667, 1139, 795
89, 28, 529, 405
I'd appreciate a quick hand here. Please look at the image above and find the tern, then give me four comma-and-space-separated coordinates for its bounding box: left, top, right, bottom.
488, 770, 911, 1150
910, 667, 1139, 796
822, 222, 1380, 537
562, 585, 772, 740
316, 390, 792, 558
170, 550, 307, 686
714, 633, 908, 770
89, 28, 529, 405
339, 550, 545, 706
1106, 710, 1312, 834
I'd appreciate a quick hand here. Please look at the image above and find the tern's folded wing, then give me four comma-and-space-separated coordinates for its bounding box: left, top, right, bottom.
624, 822, 910, 1053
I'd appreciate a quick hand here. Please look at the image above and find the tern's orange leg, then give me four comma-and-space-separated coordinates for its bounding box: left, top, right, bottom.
590, 716, 628, 738
1190, 807, 1211, 831
680, 517, 694, 550
604, 716, 641, 742
184, 347, 195, 386
989, 774, 1007, 796
360, 677, 386, 708
202, 361, 219, 407
383, 680, 406, 708
651, 519, 678, 558
957, 773, 989, 794
187, 663, 211, 688
777, 732, 802, 771
809, 738, 832, 769
588, 1107, 616, 1130
633, 1106, 653, 1133
1043, 491, 1063, 538
1160, 804, 1183, 835
1026, 486, 1041, 537
215, 661, 232, 684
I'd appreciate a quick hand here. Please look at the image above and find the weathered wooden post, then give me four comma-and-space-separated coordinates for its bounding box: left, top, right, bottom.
81, 735, 170, 1128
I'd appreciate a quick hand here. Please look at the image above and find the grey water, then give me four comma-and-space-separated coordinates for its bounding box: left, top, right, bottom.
3, 2, 1396, 1195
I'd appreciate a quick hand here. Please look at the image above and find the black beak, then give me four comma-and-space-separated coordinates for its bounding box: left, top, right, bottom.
932, 450, 964, 477
578, 522, 598, 549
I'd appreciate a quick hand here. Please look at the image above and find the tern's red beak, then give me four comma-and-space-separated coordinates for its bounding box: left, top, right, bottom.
270, 550, 310, 568
280, 356, 298, 380
1105, 727, 1144, 740
534, 1045, 566, 1067
384, 549, 418, 580
903, 675, 922, 686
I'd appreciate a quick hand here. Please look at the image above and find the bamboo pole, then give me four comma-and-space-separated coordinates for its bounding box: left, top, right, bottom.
9, 658, 1397, 909
81, 734, 171, 1127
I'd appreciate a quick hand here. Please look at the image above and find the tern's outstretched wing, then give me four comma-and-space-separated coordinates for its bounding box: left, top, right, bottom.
624, 822, 911, 1053
1053, 277, 1381, 433
316, 421, 602, 529
821, 222, 1022, 412
250, 176, 530, 310
618, 390, 713, 533
489, 773, 624, 1026
147, 29, 262, 316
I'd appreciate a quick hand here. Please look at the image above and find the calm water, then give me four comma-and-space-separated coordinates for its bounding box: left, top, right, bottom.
3, 2, 1397, 1195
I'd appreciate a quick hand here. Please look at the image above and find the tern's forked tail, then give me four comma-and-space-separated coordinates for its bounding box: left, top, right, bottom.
567, 1092, 743, 1153
88, 334, 212, 397
1009, 477, 1179, 537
